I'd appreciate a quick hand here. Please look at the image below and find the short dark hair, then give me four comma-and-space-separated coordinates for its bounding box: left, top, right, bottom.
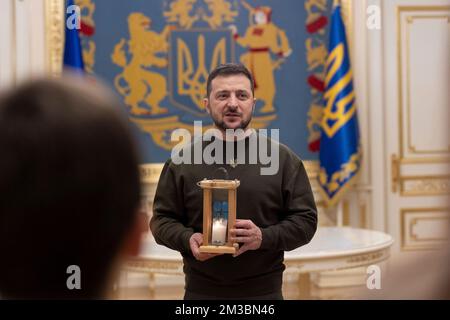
0, 77, 141, 299
206, 63, 254, 98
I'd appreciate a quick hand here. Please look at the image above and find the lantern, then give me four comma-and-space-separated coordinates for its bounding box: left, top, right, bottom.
197, 178, 240, 254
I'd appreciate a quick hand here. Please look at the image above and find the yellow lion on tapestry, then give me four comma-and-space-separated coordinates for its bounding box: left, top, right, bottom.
112, 12, 173, 115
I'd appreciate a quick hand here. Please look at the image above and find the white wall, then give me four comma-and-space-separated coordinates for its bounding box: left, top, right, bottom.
0, 0, 48, 91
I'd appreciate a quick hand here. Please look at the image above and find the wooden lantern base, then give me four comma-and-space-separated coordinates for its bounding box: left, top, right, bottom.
199, 243, 239, 254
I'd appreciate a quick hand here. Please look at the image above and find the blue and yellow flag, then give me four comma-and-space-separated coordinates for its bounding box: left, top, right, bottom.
63, 0, 84, 72
318, 2, 361, 207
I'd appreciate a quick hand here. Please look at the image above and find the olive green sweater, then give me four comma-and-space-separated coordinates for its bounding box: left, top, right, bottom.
150, 132, 317, 298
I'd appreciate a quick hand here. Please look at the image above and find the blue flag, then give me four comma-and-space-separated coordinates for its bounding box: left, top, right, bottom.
318, 2, 361, 207
63, 0, 84, 72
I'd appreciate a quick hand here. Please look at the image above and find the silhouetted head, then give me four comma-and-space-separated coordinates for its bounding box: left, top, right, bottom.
0, 76, 142, 299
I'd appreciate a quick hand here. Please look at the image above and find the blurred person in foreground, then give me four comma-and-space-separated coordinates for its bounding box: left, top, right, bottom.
0, 76, 144, 299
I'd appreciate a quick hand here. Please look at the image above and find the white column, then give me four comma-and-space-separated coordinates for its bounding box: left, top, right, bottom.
352, 0, 387, 231
28, 0, 47, 77
0, 0, 48, 88
0, 0, 15, 90
14, 0, 32, 83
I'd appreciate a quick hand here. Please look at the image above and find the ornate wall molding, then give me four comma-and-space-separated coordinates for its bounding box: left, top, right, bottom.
402, 176, 450, 196
45, 0, 64, 77
401, 207, 450, 251
397, 5, 450, 163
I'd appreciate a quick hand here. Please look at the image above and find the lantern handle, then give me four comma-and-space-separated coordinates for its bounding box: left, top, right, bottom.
197, 178, 207, 188
212, 167, 229, 180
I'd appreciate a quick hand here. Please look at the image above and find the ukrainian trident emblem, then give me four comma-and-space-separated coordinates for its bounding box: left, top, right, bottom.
169, 29, 235, 116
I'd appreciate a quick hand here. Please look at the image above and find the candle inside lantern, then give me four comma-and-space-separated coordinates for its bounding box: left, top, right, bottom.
211, 218, 227, 245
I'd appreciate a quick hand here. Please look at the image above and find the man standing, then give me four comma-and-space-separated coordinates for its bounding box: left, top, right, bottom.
150, 63, 317, 299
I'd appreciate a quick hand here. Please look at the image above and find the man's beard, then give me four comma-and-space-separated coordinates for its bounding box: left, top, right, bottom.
212, 114, 252, 132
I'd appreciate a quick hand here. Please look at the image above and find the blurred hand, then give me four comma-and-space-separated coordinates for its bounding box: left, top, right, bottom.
189, 233, 222, 261
230, 219, 262, 257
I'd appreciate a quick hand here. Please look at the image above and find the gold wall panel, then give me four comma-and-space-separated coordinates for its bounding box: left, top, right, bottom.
397, 6, 450, 163
401, 207, 449, 251
405, 15, 450, 155
400, 175, 450, 196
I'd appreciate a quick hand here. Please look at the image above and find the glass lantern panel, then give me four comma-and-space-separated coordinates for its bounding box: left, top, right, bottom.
210, 189, 228, 245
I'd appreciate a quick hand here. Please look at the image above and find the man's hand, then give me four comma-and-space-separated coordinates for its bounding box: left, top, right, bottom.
230, 219, 262, 257
189, 233, 222, 261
